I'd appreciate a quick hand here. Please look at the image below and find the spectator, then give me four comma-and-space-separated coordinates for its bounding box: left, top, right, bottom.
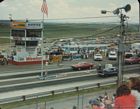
72, 105, 77, 109
104, 98, 113, 109
114, 84, 136, 109
128, 77, 140, 109
89, 99, 105, 109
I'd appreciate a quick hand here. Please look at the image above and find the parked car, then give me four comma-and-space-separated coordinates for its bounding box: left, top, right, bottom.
125, 52, 134, 58
97, 64, 118, 76
108, 51, 117, 60
124, 57, 140, 64
94, 53, 103, 61
71, 62, 95, 70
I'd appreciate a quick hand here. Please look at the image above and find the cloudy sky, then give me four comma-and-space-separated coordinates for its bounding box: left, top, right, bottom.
0, 0, 139, 23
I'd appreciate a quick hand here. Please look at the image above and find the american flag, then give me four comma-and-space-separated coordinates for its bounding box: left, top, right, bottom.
41, 0, 48, 16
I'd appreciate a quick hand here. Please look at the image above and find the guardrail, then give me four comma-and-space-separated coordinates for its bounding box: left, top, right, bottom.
0, 72, 97, 93
0, 65, 139, 94
0, 72, 139, 104
0, 67, 71, 79
0, 78, 117, 104
0, 65, 139, 104
0, 64, 139, 80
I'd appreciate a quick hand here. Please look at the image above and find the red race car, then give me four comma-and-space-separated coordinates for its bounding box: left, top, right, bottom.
71, 62, 95, 70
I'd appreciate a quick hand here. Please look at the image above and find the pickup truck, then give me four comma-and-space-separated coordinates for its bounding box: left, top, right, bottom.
97, 64, 118, 77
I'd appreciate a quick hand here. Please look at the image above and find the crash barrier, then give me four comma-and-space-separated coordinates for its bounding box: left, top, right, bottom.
0, 71, 97, 93
0, 72, 139, 104
0, 65, 139, 103
0, 78, 117, 104
0, 67, 71, 80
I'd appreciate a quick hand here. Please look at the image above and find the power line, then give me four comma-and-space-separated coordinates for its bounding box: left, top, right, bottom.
2, 15, 117, 21
43, 16, 118, 21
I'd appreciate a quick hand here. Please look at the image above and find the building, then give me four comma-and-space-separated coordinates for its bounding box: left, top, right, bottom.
9, 21, 48, 65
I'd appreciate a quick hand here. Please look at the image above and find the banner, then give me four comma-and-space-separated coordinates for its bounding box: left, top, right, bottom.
11, 21, 26, 29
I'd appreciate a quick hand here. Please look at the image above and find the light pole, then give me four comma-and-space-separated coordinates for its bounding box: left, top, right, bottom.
101, 4, 131, 86
138, 0, 140, 32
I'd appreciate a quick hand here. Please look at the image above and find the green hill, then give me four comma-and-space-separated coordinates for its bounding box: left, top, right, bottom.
0, 22, 139, 43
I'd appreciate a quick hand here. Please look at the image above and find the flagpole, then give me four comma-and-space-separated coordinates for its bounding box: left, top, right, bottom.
41, 8, 45, 79
40, 0, 48, 79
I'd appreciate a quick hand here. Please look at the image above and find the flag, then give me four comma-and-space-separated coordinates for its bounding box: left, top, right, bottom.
41, 0, 48, 16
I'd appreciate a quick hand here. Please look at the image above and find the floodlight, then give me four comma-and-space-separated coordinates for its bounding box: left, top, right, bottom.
118, 4, 131, 12
123, 4, 131, 12
113, 4, 131, 15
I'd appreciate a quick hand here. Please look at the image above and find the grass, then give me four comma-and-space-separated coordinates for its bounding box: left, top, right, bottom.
0, 38, 10, 44
0, 84, 117, 109
0, 22, 139, 39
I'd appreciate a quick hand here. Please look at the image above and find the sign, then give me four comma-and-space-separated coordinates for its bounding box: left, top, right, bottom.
26, 22, 43, 29
11, 21, 26, 29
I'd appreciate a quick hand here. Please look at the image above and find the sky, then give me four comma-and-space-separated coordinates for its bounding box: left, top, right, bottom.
0, 0, 139, 23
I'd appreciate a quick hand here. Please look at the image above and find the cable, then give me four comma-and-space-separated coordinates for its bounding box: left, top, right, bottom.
42, 16, 117, 20
5, 15, 118, 21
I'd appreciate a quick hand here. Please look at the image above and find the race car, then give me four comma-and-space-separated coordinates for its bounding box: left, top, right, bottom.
71, 62, 95, 70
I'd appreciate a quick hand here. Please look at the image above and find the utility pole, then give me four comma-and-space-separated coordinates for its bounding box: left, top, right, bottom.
118, 13, 125, 86
101, 4, 131, 86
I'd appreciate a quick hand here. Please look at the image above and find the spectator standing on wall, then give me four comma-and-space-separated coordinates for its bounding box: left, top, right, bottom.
128, 77, 140, 109
114, 84, 136, 109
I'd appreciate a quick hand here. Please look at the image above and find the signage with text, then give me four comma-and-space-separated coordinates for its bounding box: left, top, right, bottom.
26, 22, 43, 29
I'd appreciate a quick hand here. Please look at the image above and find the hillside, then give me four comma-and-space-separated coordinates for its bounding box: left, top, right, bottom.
0, 22, 139, 43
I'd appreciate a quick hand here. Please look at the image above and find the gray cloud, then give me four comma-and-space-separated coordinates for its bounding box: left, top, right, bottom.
0, 0, 139, 23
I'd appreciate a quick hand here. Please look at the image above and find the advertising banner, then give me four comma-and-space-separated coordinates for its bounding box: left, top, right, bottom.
11, 21, 26, 29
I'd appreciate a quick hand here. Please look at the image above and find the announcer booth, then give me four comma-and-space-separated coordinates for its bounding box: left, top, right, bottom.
9, 21, 48, 65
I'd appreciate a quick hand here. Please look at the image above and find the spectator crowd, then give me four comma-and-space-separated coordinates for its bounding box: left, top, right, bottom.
88, 77, 140, 109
